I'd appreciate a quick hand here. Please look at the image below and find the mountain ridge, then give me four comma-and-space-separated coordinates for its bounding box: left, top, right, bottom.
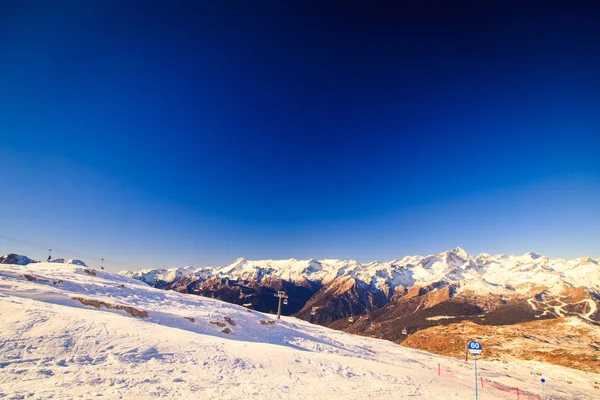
119, 248, 600, 299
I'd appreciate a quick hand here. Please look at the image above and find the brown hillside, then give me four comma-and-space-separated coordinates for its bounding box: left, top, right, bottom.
400, 318, 600, 374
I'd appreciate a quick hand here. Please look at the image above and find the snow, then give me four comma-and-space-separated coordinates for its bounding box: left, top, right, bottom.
2, 261, 598, 399
0, 253, 38, 265
121, 249, 600, 301
49, 258, 87, 266
426, 315, 458, 321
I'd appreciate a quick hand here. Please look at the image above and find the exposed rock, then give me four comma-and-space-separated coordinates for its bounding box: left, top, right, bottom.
50, 259, 87, 266
72, 297, 148, 318
1, 254, 37, 265
166, 276, 317, 317
295, 278, 388, 325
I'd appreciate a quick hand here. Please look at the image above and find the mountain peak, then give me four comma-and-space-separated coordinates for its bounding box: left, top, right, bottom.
524, 251, 541, 259
576, 256, 597, 266
446, 247, 470, 260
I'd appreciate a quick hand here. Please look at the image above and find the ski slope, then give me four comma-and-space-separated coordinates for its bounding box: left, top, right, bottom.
1, 262, 598, 399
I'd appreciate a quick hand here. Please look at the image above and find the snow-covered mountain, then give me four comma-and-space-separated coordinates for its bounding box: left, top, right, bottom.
121, 248, 600, 323
121, 248, 600, 298
120, 248, 600, 373
1, 259, 598, 399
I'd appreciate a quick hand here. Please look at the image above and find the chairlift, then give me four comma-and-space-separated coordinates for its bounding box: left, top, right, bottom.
348, 316, 354, 323
283, 298, 288, 305
402, 327, 407, 335
47, 249, 52, 262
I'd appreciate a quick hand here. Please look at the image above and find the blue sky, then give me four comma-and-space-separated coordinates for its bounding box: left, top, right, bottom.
1, 1, 599, 270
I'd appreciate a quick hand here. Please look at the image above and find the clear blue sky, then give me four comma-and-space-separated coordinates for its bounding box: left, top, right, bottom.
1, 1, 599, 271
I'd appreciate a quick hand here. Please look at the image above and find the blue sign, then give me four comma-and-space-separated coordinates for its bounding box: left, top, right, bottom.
468, 340, 482, 355
541, 378, 546, 383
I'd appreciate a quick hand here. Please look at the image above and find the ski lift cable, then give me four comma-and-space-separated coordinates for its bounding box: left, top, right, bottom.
0, 234, 141, 270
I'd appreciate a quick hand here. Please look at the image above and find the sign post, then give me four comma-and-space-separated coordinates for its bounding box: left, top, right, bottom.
467, 340, 483, 400
541, 378, 546, 399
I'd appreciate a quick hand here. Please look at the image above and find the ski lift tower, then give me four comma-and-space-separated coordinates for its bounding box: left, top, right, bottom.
274, 291, 288, 320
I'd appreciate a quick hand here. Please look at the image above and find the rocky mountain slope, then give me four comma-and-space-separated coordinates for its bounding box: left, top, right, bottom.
400, 317, 600, 374
121, 248, 600, 324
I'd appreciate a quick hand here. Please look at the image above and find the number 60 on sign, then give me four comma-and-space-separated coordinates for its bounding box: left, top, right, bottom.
468, 340, 482, 355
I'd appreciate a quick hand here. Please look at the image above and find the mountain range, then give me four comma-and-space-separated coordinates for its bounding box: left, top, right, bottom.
5, 248, 598, 372
121, 248, 599, 323
119, 247, 600, 372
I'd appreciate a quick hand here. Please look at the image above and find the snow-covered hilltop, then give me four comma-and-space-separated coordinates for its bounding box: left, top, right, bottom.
1, 259, 598, 399
0, 253, 87, 267
0, 253, 39, 265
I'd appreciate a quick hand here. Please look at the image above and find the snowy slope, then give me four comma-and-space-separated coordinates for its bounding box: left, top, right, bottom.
122, 248, 600, 299
1, 261, 598, 399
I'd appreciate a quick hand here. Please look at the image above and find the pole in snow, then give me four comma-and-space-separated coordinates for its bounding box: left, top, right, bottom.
274, 291, 288, 319
541, 378, 546, 399
467, 340, 482, 400
474, 355, 479, 400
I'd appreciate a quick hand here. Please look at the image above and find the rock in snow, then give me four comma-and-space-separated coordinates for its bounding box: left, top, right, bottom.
49, 258, 87, 266
0, 253, 38, 265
